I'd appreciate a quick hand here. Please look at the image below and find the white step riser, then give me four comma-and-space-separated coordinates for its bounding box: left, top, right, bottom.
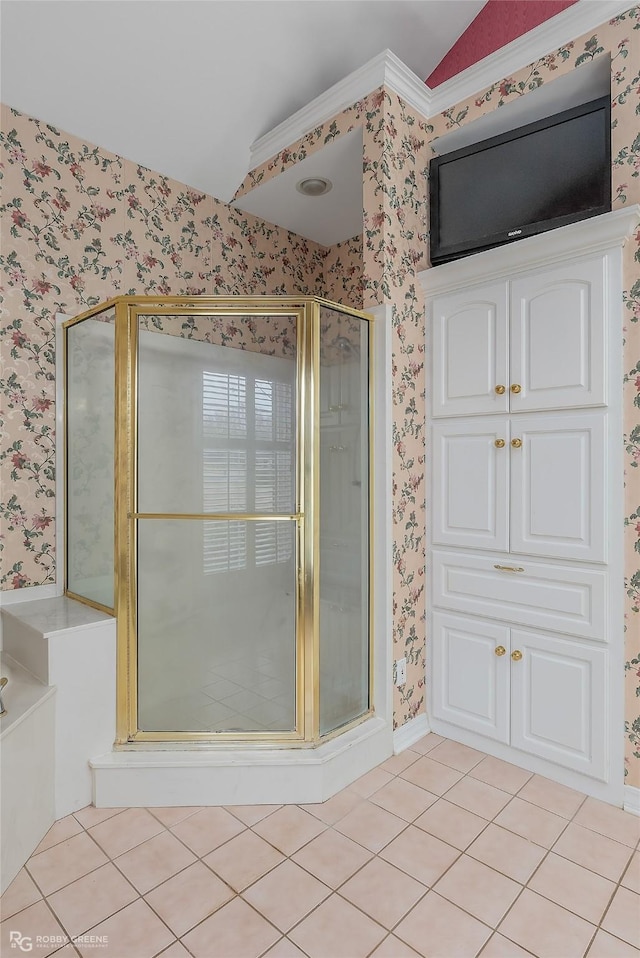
1, 598, 116, 818
0, 653, 56, 894
91, 717, 392, 807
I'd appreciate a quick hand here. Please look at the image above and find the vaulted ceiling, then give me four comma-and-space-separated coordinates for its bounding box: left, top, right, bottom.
1, 0, 488, 202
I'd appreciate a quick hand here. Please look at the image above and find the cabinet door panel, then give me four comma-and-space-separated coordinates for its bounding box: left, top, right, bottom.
432, 550, 607, 641
432, 419, 509, 552
510, 413, 606, 562
510, 256, 606, 411
432, 283, 509, 417
510, 629, 606, 780
432, 611, 510, 742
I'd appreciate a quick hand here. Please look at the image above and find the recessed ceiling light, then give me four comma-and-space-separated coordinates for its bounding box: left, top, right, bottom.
296, 177, 332, 197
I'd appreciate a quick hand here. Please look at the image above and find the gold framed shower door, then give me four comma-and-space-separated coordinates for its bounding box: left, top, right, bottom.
63, 296, 374, 748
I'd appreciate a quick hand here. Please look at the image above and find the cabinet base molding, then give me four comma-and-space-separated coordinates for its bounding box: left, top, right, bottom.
393, 713, 431, 754
429, 719, 624, 807
624, 785, 640, 817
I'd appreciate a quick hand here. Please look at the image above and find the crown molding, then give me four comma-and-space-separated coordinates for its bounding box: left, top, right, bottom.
428, 0, 635, 116
248, 50, 432, 171
381, 50, 434, 119
247, 1, 634, 175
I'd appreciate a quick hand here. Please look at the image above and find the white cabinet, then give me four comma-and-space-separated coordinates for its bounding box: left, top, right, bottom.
432, 611, 607, 780
510, 257, 606, 412
432, 282, 509, 417
421, 209, 640, 800
432, 255, 606, 418
432, 611, 510, 744
510, 413, 606, 562
432, 550, 607, 641
510, 628, 606, 778
432, 418, 509, 552
433, 412, 606, 561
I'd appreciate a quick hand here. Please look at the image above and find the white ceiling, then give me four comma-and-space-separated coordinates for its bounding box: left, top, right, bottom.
1, 0, 485, 208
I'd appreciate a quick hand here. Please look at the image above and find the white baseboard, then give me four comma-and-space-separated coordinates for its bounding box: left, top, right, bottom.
393, 713, 431, 754
624, 784, 640, 817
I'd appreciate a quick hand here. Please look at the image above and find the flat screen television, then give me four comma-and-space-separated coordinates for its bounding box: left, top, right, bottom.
429, 95, 611, 266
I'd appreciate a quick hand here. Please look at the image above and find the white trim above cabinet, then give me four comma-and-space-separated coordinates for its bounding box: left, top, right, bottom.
420, 207, 640, 807
422, 207, 640, 296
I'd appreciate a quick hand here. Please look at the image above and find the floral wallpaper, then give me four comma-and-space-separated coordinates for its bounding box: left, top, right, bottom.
2, 6, 640, 771
360, 88, 432, 727
321, 234, 364, 309
0, 104, 363, 592
233, 7, 640, 776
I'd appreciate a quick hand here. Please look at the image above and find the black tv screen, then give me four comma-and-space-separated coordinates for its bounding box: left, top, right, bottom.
429, 96, 611, 266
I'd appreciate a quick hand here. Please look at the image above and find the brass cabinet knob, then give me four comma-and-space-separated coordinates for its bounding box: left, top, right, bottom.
494, 439, 506, 448
494, 646, 506, 657
495, 385, 506, 395
511, 650, 523, 662
510, 383, 522, 394
511, 438, 522, 448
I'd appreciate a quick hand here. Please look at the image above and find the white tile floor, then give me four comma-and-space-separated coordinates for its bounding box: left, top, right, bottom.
2, 733, 639, 958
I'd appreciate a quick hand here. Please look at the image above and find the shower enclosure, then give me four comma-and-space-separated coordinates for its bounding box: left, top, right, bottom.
64, 297, 373, 747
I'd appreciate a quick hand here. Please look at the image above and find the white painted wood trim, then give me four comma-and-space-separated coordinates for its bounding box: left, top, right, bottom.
624, 784, 640, 816
419, 206, 640, 297
393, 713, 431, 754
248, 51, 432, 172
428, 0, 634, 115
606, 241, 626, 808
248, 1, 632, 177
55, 313, 69, 598
430, 716, 624, 804
371, 304, 394, 730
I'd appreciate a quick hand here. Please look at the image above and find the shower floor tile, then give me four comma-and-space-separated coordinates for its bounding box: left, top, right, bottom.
5, 734, 639, 958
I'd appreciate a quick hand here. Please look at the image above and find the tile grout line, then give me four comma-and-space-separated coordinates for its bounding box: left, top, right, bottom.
360, 753, 626, 955
235, 753, 517, 954
20, 863, 92, 958
377, 756, 530, 952
475, 783, 638, 955
527, 791, 639, 950
22, 767, 567, 947
6, 738, 639, 958
110, 790, 640, 958
25, 817, 193, 953
487, 803, 585, 953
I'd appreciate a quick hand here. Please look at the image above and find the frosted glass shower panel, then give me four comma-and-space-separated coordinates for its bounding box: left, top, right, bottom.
66, 309, 115, 609
318, 309, 370, 735
136, 315, 298, 516
136, 519, 297, 732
